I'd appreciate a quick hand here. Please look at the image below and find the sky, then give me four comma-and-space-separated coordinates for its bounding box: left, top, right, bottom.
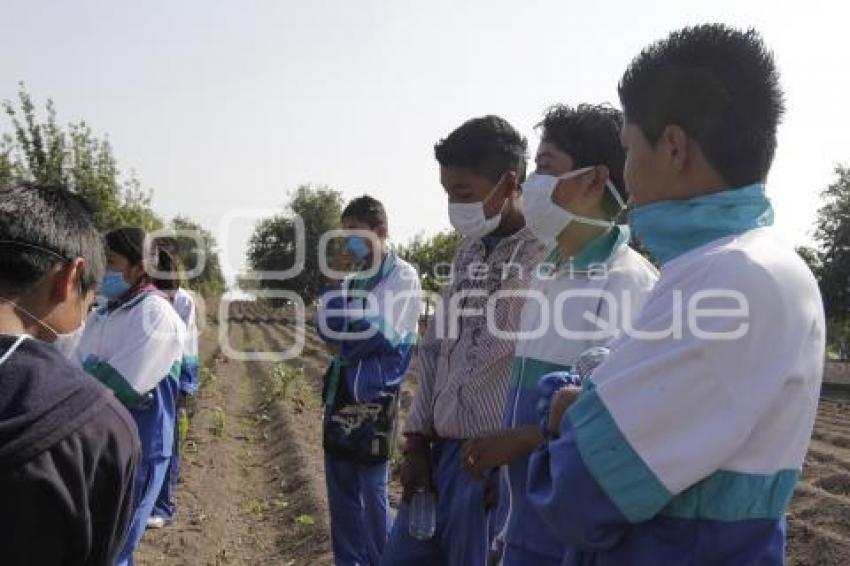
2, 0, 848, 285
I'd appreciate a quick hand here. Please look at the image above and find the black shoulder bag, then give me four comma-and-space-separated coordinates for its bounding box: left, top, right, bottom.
322, 255, 401, 465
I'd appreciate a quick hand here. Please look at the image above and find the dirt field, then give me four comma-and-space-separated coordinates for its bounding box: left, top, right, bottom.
136, 300, 850, 565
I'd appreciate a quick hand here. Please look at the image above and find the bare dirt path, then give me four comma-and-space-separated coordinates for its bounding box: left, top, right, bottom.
137, 302, 333, 566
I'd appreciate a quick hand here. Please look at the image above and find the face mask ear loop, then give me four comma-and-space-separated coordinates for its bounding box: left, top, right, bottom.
0, 296, 60, 338
607, 180, 627, 211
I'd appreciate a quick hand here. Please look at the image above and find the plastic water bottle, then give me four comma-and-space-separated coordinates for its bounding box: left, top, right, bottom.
574, 346, 611, 383
409, 488, 436, 541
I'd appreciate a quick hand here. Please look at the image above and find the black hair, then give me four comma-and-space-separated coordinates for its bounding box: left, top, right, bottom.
537, 104, 626, 217
341, 195, 387, 229
0, 183, 105, 294
151, 236, 183, 291
105, 227, 146, 265
434, 115, 528, 184
107, 227, 182, 290
618, 24, 785, 187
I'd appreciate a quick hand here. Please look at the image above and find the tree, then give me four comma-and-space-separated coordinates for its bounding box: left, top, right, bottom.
813, 165, 850, 323
244, 184, 344, 302
395, 230, 462, 314
168, 216, 227, 296
1, 84, 161, 231
796, 246, 822, 278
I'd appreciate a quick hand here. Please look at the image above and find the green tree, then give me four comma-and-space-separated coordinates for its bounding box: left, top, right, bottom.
244, 184, 344, 302
395, 230, 462, 314
796, 246, 822, 278
1, 84, 161, 231
168, 216, 227, 296
813, 166, 850, 323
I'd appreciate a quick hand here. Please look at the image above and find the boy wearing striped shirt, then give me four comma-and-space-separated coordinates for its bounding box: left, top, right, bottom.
381, 116, 545, 566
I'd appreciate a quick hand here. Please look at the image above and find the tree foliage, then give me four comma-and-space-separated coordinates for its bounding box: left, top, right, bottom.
167, 216, 227, 296
1, 84, 161, 230
394, 230, 462, 315
394, 230, 461, 294
244, 184, 344, 302
1, 84, 226, 296
813, 165, 850, 323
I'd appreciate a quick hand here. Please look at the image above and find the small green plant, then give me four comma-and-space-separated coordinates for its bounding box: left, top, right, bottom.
242, 498, 270, 516
263, 364, 306, 406
295, 514, 315, 527
199, 366, 216, 389
211, 406, 226, 437
178, 408, 190, 446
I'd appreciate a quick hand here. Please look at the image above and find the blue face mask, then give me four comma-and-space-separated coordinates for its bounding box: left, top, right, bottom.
345, 236, 371, 261
100, 270, 132, 300
628, 183, 774, 266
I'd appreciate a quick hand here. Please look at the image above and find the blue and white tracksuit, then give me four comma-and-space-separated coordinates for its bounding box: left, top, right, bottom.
526, 227, 826, 565
317, 252, 421, 566
500, 227, 657, 565
71, 288, 185, 566
153, 288, 200, 521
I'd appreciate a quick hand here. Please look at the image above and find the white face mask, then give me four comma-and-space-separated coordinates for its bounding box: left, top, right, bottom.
522, 167, 626, 247
448, 177, 507, 238
0, 294, 87, 342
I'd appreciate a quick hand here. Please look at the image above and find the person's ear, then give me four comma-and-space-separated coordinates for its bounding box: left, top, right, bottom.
52, 258, 86, 303
583, 165, 610, 199
661, 125, 689, 174
375, 224, 389, 241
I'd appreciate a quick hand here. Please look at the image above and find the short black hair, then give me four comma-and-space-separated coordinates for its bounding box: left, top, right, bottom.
151, 236, 183, 291
537, 104, 626, 217
435, 115, 528, 184
0, 183, 105, 294
342, 195, 387, 229
618, 24, 785, 187
106, 227, 147, 265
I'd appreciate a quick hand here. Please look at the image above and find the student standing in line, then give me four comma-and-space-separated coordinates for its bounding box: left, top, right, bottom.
317, 195, 422, 566
528, 24, 825, 565
0, 183, 140, 565
70, 226, 186, 566
150, 240, 201, 529
381, 116, 545, 566
460, 103, 659, 566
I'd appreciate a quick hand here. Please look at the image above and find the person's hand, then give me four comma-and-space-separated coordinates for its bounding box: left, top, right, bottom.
400, 449, 433, 504
461, 431, 528, 481
548, 386, 581, 436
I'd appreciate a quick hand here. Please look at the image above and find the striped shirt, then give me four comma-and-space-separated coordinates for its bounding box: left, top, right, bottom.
405, 226, 545, 440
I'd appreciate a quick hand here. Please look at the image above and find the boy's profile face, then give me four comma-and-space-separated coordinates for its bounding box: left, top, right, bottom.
534, 141, 574, 177
341, 216, 386, 261
440, 165, 507, 220
107, 250, 146, 287
621, 121, 670, 206
533, 141, 608, 220
39, 259, 96, 341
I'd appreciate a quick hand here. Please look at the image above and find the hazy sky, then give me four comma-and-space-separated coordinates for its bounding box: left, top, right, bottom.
2, 0, 848, 284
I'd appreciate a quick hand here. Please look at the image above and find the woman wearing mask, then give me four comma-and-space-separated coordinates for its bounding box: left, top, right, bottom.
70, 226, 185, 566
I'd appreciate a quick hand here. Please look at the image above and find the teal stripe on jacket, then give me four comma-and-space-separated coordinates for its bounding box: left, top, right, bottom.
569, 387, 800, 523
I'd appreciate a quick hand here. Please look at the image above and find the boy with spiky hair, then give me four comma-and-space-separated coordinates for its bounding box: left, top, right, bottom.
528, 24, 824, 564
